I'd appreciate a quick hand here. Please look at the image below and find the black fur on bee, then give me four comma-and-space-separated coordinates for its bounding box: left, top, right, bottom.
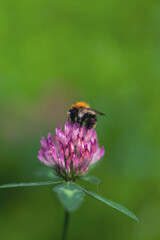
68, 107, 99, 129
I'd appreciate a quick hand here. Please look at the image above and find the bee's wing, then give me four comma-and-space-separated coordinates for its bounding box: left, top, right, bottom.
88, 108, 105, 116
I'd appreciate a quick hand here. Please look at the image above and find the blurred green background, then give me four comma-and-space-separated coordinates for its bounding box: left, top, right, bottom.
0, 0, 160, 239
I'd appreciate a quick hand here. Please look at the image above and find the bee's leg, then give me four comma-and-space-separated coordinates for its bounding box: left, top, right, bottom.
80, 120, 83, 127
77, 117, 82, 126
68, 108, 78, 123
80, 114, 88, 127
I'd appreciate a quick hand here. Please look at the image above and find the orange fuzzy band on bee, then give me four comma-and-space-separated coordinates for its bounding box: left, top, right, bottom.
71, 102, 90, 109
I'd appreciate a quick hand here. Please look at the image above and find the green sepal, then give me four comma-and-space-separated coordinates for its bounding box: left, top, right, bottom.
78, 175, 100, 184
34, 168, 63, 181
88, 161, 101, 172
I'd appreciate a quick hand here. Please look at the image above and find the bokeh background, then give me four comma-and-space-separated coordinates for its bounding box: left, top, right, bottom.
0, 0, 160, 239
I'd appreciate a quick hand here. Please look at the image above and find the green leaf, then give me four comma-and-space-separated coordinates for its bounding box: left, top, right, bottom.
53, 182, 85, 212
79, 186, 139, 222
0, 180, 63, 189
78, 175, 100, 184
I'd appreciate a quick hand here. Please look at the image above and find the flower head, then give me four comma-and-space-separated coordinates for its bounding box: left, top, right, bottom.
38, 121, 105, 181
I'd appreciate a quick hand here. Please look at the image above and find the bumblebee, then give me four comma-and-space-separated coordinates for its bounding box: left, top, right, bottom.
68, 102, 105, 129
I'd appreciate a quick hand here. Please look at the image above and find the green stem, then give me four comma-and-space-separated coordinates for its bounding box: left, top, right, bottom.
62, 210, 70, 240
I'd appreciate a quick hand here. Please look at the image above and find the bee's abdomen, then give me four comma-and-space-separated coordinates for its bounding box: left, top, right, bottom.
81, 113, 97, 129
